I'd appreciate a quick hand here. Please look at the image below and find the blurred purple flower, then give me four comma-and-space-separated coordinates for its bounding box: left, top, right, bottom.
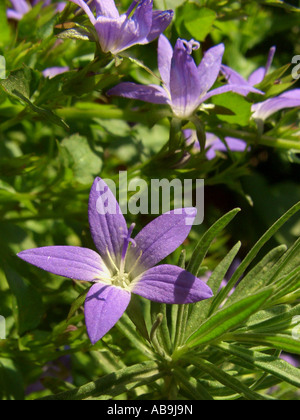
185, 130, 247, 159
108, 35, 263, 119
42, 66, 69, 79
7, 0, 30, 20
222, 47, 300, 122
280, 353, 300, 368
18, 177, 213, 344
68, 0, 173, 55
7, 0, 65, 20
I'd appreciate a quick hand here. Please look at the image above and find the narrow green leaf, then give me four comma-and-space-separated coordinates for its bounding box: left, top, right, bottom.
231, 333, 300, 355
185, 241, 242, 340
225, 245, 287, 306
187, 208, 241, 277
39, 361, 160, 400
188, 357, 271, 400
186, 289, 273, 349
217, 342, 300, 388
174, 368, 214, 400
210, 201, 300, 313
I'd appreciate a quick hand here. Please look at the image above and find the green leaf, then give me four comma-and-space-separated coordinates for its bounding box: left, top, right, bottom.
211, 92, 252, 126
39, 361, 160, 400
218, 342, 300, 389
59, 134, 103, 184
4, 264, 44, 336
187, 208, 241, 277
174, 368, 214, 400
0, 358, 24, 401
210, 201, 300, 314
189, 357, 271, 400
0, 68, 68, 129
186, 289, 273, 349
225, 245, 287, 306
185, 241, 242, 341
175, 4, 217, 41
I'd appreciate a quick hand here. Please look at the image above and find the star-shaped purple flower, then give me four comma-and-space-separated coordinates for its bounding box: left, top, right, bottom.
18, 177, 213, 344
221, 47, 300, 122
68, 0, 174, 55
108, 35, 263, 119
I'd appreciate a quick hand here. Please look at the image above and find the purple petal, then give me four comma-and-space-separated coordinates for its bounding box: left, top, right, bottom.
248, 67, 266, 86
94, 0, 119, 18
6, 9, 24, 20
85, 284, 131, 344
107, 82, 169, 105
127, 208, 197, 277
170, 39, 202, 117
145, 10, 174, 43
265, 46, 276, 76
131, 265, 213, 304
252, 90, 300, 121
206, 134, 247, 159
200, 83, 264, 104
89, 177, 128, 270
198, 44, 225, 94
221, 65, 249, 87
17, 246, 110, 282
157, 34, 173, 90
68, 0, 96, 24
95, 4, 152, 55
10, 0, 30, 14
42, 66, 69, 79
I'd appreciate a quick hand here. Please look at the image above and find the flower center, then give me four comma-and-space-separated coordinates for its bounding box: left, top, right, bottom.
111, 272, 131, 289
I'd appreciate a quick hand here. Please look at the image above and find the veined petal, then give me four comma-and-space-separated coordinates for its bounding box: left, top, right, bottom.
157, 34, 173, 90
170, 39, 202, 118
198, 44, 225, 94
145, 10, 174, 43
252, 90, 300, 121
199, 83, 264, 104
93, 0, 119, 18
89, 177, 128, 271
107, 82, 169, 105
85, 284, 131, 344
68, 0, 96, 25
131, 265, 213, 304
127, 208, 197, 278
17, 246, 110, 282
95, 6, 152, 55
248, 67, 265, 86
132, 0, 153, 39
221, 65, 249, 87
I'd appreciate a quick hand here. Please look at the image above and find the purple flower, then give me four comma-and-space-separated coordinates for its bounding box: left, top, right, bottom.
251, 89, 300, 122
185, 130, 247, 160
108, 35, 263, 119
68, 0, 174, 55
7, 0, 65, 20
42, 66, 69, 79
7, 0, 30, 20
221, 47, 300, 122
17, 177, 213, 344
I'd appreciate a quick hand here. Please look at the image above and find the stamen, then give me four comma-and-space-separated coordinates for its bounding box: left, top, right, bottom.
120, 223, 136, 274
127, 250, 143, 277
106, 247, 119, 274
182, 39, 200, 55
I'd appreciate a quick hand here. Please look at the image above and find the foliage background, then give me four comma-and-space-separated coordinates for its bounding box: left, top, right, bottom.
0, 0, 299, 400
